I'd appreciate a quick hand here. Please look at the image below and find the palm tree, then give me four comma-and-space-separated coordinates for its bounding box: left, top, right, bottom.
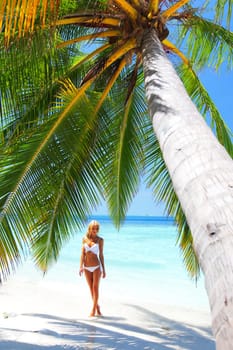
1, 0, 233, 347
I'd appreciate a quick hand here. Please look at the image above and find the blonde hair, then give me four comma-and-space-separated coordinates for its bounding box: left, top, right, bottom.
86, 220, 100, 238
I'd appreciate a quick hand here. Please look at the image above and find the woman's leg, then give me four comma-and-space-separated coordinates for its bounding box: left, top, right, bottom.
84, 269, 94, 309
92, 268, 101, 316
84, 268, 101, 316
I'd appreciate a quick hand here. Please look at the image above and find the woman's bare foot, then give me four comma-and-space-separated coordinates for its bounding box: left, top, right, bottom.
89, 308, 96, 317
96, 305, 102, 316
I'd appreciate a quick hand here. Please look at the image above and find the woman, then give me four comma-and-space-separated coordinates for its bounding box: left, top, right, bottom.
79, 220, 106, 317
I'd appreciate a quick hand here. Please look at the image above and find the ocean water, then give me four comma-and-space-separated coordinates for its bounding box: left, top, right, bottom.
15, 216, 210, 311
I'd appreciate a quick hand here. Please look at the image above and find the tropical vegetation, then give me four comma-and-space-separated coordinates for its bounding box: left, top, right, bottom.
0, 0, 233, 347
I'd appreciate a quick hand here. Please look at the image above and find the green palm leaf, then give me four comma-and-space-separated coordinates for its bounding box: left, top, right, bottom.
97, 70, 146, 226
178, 16, 233, 70
212, 0, 233, 26
0, 85, 106, 273
0, 30, 72, 142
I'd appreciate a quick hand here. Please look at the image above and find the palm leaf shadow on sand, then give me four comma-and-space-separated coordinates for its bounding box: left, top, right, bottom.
0, 304, 215, 350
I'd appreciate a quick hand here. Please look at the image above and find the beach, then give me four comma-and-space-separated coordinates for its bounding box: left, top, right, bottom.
0, 276, 215, 350
0, 217, 216, 349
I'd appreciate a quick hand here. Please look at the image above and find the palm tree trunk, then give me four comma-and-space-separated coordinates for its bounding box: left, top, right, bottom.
142, 28, 233, 349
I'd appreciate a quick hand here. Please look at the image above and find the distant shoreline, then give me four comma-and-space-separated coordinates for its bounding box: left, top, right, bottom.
89, 214, 175, 222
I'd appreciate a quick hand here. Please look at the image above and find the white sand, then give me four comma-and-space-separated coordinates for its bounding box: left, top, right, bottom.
0, 276, 215, 350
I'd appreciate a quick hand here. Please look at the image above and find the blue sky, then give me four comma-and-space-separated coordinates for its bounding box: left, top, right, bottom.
95, 65, 233, 217
200, 68, 233, 132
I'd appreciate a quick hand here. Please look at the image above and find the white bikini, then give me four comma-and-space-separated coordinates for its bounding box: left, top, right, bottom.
84, 242, 102, 272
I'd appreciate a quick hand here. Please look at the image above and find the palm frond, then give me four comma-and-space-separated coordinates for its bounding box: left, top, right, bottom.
0, 0, 59, 46
162, 0, 190, 19
212, 0, 233, 27
57, 14, 121, 28
57, 30, 121, 49
94, 57, 128, 114
178, 15, 233, 70
0, 88, 106, 274
98, 69, 146, 226
162, 39, 189, 65
148, 0, 159, 18
76, 0, 108, 12
80, 38, 137, 86
113, 0, 138, 21
0, 29, 72, 145
125, 54, 141, 104
30, 96, 106, 270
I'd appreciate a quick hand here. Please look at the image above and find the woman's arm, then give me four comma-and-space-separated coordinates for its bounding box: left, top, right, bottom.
99, 238, 106, 278
79, 244, 85, 276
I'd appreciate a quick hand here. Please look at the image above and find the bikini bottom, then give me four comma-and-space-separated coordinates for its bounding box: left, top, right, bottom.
84, 265, 100, 272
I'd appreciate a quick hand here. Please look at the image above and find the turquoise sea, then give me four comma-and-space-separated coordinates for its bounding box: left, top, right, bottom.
15, 215, 210, 312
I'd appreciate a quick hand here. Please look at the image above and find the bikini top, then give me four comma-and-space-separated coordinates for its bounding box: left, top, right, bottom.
84, 242, 99, 256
